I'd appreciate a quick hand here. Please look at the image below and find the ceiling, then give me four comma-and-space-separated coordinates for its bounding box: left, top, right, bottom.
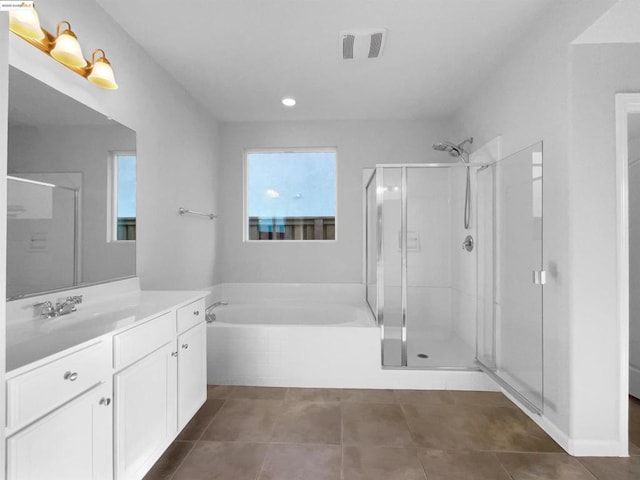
97, 0, 555, 122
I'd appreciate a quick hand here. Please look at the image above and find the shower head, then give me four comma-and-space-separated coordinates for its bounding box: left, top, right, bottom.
432, 141, 462, 157
432, 137, 474, 161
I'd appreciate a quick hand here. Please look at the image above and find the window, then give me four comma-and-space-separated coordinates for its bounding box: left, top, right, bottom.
110, 152, 136, 241
245, 149, 336, 241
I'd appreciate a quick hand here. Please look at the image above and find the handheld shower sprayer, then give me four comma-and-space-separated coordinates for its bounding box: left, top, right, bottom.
432, 137, 474, 230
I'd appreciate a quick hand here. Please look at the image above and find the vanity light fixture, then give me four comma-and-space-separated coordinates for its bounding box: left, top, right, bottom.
8, 6, 118, 90
50, 21, 86, 69
87, 49, 118, 90
8, 5, 44, 41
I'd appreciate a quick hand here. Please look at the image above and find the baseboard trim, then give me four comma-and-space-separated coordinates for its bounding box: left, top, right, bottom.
567, 439, 629, 457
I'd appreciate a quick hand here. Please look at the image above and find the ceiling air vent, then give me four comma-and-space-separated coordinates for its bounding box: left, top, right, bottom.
340, 29, 387, 60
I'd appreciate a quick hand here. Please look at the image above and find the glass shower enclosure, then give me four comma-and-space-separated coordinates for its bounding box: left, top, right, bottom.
6, 175, 79, 299
365, 142, 544, 414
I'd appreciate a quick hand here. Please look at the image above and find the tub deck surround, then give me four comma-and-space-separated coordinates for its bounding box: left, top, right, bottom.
6, 277, 207, 372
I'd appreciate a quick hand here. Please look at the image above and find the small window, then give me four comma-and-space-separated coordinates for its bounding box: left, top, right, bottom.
245, 149, 336, 241
110, 153, 136, 241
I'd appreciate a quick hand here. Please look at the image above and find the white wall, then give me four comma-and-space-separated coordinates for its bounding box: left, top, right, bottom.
0, 11, 9, 478
217, 119, 454, 284
568, 42, 640, 454
7, 0, 220, 291
450, 0, 617, 453
574, 0, 640, 44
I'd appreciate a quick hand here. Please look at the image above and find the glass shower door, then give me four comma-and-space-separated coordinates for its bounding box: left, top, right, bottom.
377, 167, 404, 367
365, 170, 377, 318
476, 142, 544, 413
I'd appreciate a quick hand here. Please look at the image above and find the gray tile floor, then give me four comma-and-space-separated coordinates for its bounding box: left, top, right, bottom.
144, 386, 640, 480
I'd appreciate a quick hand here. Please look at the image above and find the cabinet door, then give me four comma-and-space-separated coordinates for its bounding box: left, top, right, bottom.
7, 382, 113, 480
178, 322, 207, 430
114, 343, 177, 480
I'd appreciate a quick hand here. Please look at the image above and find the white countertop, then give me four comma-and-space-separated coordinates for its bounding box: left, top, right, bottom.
6, 290, 207, 373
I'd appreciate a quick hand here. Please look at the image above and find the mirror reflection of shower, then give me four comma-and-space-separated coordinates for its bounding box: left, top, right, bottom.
432, 137, 474, 229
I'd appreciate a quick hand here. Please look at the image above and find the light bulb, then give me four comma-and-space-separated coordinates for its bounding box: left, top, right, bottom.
88, 55, 118, 90
50, 23, 87, 69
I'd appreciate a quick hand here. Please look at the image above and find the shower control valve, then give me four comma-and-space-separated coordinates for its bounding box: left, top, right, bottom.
462, 235, 474, 252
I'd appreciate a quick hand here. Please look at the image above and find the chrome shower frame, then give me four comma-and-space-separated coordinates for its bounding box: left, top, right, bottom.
365, 162, 492, 369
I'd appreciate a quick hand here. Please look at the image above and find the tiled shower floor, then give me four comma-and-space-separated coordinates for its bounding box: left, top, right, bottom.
144, 386, 640, 480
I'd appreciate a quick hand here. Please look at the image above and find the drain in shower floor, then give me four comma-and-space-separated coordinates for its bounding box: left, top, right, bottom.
417, 353, 429, 359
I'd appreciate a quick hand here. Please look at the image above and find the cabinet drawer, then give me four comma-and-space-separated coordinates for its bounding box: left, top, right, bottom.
7, 341, 110, 430
177, 298, 205, 333
113, 312, 174, 370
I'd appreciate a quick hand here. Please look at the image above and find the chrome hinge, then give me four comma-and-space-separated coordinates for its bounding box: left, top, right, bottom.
532, 270, 546, 285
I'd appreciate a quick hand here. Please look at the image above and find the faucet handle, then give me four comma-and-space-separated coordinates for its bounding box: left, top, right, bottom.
66, 295, 83, 304
33, 300, 52, 308
33, 301, 55, 318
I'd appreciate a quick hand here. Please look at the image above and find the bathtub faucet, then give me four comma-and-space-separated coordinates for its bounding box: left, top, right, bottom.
206, 301, 228, 323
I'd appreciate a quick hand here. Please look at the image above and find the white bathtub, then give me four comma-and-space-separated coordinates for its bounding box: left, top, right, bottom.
212, 302, 372, 326
205, 283, 496, 391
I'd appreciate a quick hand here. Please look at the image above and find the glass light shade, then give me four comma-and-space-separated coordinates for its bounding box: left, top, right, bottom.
51, 30, 87, 69
87, 57, 118, 90
9, 8, 45, 41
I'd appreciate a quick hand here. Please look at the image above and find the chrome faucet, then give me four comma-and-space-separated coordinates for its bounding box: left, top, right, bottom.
55, 295, 83, 316
33, 295, 83, 319
33, 300, 56, 319
205, 301, 228, 323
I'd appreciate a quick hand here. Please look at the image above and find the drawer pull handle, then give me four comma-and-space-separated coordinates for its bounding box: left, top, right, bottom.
194, 310, 200, 316
99, 397, 111, 406
64, 371, 79, 382
171, 351, 178, 357
182, 343, 189, 349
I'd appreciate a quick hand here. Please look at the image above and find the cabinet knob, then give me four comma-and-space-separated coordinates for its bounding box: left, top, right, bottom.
194, 310, 200, 316
182, 343, 189, 349
99, 397, 111, 406
171, 351, 178, 357
64, 371, 79, 382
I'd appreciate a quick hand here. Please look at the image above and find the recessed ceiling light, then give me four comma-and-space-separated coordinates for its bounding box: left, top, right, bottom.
281, 97, 296, 107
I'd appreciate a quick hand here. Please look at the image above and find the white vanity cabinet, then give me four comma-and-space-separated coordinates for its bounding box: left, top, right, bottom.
113, 298, 207, 480
178, 321, 207, 428
113, 312, 177, 480
7, 382, 113, 480
114, 342, 177, 480
176, 299, 207, 429
5, 340, 113, 480
6, 287, 208, 480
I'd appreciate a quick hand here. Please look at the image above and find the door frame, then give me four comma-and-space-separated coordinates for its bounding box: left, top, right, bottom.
614, 93, 638, 451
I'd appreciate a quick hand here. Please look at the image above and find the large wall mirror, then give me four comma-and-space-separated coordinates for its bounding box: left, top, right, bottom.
7, 66, 137, 300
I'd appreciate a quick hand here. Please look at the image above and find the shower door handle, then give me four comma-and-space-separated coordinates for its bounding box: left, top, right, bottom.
532, 270, 546, 285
